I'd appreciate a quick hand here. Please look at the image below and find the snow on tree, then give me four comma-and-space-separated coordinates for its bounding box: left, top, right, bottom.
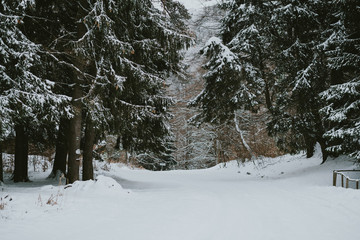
73, 0, 191, 170
192, 0, 359, 163
0, 0, 70, 182
267, 0, 331, 162
20, 0, 190, 177
320, 0, 360, 161
190, 0, 277, 122
189, 0, 277, 160
190, 36, 261, 124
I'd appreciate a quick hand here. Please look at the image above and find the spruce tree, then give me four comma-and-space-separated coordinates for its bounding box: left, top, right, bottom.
190, 0, 271, 125
20, 0, 190, 180
20, 0, 77, 180
73, 0, 190, 171
189, 0, 275, 162
1, 0, 69, 182
267, 0, 330, 161
320, 0, 360, 161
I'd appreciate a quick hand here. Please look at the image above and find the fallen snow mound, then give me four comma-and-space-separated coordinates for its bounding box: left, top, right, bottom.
66, 175, 124, 193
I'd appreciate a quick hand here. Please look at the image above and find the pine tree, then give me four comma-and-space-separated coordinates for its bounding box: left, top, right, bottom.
190, 0, 271, 125
320, 0, 360, 161
189, 0, 276, 161
29, 0, 190, 176
23, 0, 80, 179
20, 0, 190, 180
0, 0, 69, 182
267, 0, 331, 161
73, 0, 190, 172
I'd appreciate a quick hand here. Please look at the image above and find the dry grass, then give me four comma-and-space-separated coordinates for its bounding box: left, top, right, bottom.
0, 195, 12, 210
46, 194, 58, 206
37, 190, 62, 207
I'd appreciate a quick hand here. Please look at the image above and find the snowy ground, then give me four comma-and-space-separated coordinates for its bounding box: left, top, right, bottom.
178, 0, 220, 12
1, 150, 360, 240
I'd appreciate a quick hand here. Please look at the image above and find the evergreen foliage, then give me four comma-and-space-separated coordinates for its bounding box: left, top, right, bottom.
0, 0, 67, 129
194, 0, 360, 162
267, 0, 330, 160
320, 0, 360, 161
1, 0, 71, 181
72, 0, 191, 169
190, 0, 269, 125
15, 0, 190, 176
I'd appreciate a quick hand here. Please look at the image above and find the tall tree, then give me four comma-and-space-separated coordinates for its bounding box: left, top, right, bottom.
267, 0, 331, 162
66, 0, 89, 184
23, 0, 94, 182
189, 0, 273, 160
20, 0, 190, 178
191, 0, 272, 122
1, 0, 69, 182
320, 0, 360, 161
22, 0, 81, 180
0, 141, 3, 183
74, 0, 190, 171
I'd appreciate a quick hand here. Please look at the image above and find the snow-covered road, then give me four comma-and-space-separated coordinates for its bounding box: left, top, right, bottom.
1, 154, 360, 240
106, 157, 360, 240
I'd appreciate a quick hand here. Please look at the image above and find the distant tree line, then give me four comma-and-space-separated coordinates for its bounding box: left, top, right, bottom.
0, 0, 191, 183
191, 0, 360, 163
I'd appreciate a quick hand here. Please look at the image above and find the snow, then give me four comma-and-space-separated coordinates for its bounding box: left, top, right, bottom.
177, 0, 219, 12
1, 151, 360, 240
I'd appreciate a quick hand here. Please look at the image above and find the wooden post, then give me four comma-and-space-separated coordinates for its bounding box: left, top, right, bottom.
341, 174, 344, 187
333, 171, 337, 186
357, 181, 359, 190
346, 178, 349, 188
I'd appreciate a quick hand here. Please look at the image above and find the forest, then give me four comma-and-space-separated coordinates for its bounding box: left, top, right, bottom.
0, 0, 192, 183
1, 0, 359, 184
190, 0, 360, 165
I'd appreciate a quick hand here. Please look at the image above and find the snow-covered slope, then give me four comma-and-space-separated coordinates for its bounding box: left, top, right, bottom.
1, 152, 360, 240
178, 0, 219, 12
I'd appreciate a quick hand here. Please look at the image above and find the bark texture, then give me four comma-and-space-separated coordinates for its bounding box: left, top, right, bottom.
50, 119, 69, 178
67, 0, 88, 183
13, 125, 29, 182
0, 143, 3, 183
83, 117, 95, 180
67, 84, 82, 183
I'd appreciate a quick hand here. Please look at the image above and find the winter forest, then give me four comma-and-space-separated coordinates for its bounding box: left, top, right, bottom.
1, 0, 360, 239
1, 0, 359, 182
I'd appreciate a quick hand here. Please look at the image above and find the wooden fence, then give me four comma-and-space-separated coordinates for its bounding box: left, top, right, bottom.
333, 170, 360, 189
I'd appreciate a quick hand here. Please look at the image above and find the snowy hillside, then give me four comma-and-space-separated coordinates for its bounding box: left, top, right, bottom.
176, 0, 219, 11
1, 151, 360, 240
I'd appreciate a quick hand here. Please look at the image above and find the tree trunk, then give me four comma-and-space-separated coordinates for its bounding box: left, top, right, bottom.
49, 119, 69, 178
264, 81, 272, 110
318, 137, 328, 164
304, 134, 316, 158
13, 125, 29, 182
83, 116, 95, 181
67, 0, 88, 184
115, 136, 121, 149
0, 142, 3, 183
312, 110, 328, 164
67, 83, 83, 183
234, 113, 254, 159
